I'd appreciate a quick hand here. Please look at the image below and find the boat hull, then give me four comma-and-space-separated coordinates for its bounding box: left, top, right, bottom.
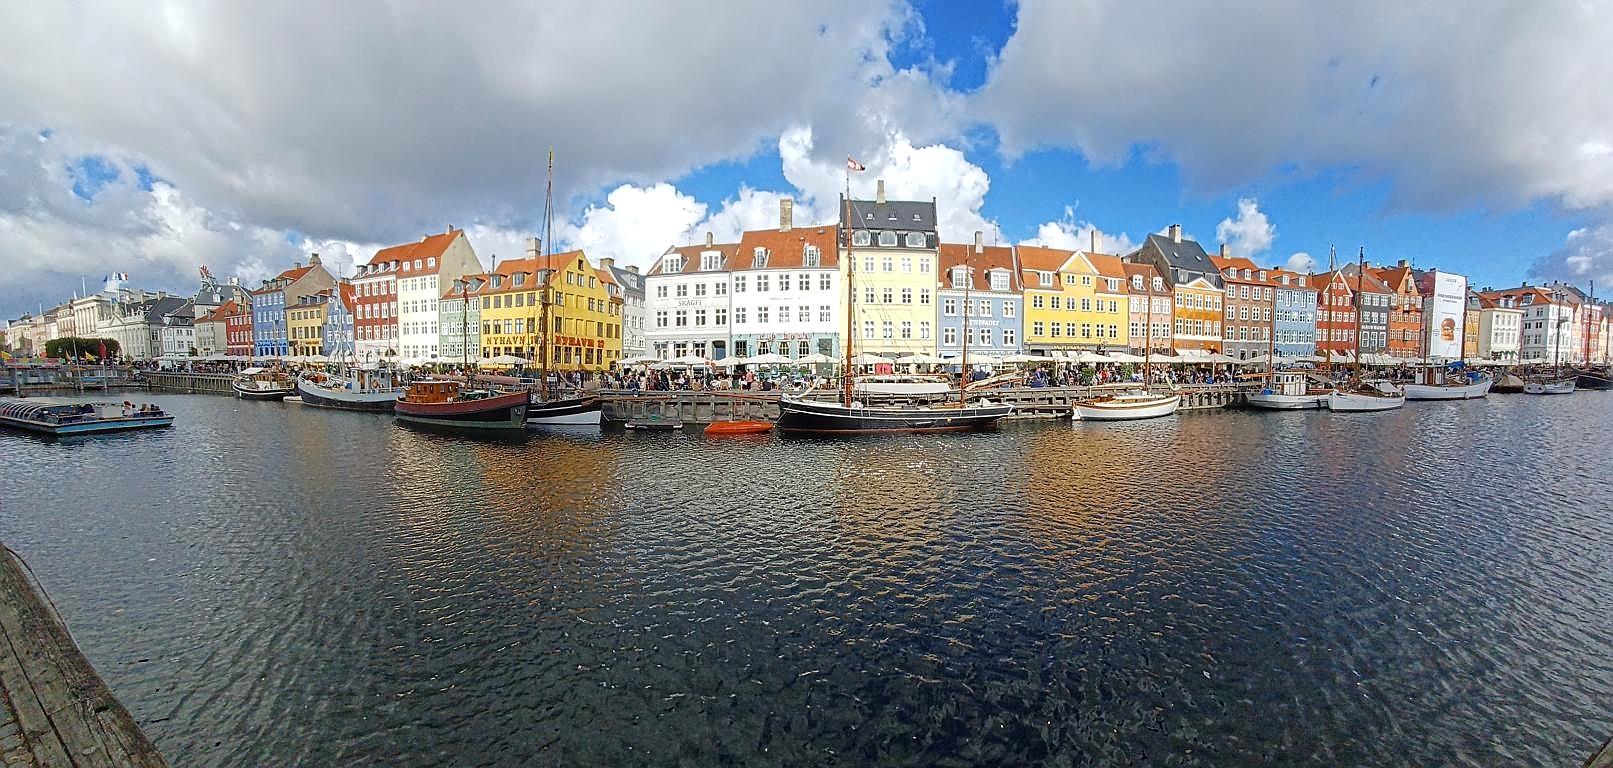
704, 420, 774, 436
395, 391, 529, 429
233, 382, 293, 400
1245, 392, 1327, 410
1404, 379, 1492, 400
1574, 372, 1612, 390
525, 396, 602, 426
1523, 380, 1576, 395
0, 414, 174, 435
1072, 393, 1181, 421
1327, 391, 1406, 411
296, 377, 402, 412
776, 398, 1012, 434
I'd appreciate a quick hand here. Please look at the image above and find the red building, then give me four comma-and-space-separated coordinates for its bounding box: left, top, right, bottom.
223, 300, 254, 357
1369, 261, 1424, 360
352, 252, 400, 359
1311, 269, 1356, 359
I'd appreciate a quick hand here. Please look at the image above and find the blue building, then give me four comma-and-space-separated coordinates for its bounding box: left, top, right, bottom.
936, 239, 1022, 361
1272, 267, 1319, 358
251, 285, 286, 357
321, 284, 355, 359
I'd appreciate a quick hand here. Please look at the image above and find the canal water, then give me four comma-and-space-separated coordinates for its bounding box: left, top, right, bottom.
3, 394, 1611, 766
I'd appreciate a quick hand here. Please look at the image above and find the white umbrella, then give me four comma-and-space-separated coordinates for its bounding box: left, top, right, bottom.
896, 353, 947, 365
1000, 353, 1042, 364
1239, 353, 1272, 365
306, 354, 330, 363
1071, 350, 1110, 364
714, 357, 746, 368
851, 353, 889, 365
1104, 351, 1146, 363
743, 352, 792, 366
665, 355, 712, 367
795, 352, 837, 365
1201, 352, 1237, 364
965, 354, 1003, 367
617, 355, 659, 366
1293, 354, 1325, 363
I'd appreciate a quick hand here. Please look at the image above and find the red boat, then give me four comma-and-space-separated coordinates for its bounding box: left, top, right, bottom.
703, 420, 774, 436
394, 380, 529, 430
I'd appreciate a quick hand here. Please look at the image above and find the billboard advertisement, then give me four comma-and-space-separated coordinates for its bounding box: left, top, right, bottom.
1426, 270, 1467, 359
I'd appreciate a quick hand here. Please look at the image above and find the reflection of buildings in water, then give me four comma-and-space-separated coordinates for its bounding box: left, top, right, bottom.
822, 438, 1018, 538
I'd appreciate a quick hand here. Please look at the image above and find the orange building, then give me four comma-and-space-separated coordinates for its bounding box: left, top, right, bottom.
1370, 260, 1424, 360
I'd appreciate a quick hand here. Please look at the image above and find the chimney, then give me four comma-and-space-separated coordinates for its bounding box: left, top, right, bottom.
1397, 259, 1408, 268
705, 231, 714, 247
309, 252, 321, 265
973, 230, 983, 254
1219, 242, 1227, 258
525, 237, 540, 259
1091, 229, 1098, 254
292, 261, 301, 269
447, 224, 455, 233
1169, 224, 1182, 243
598, 257, 615, 270
627, 265, 640, 274
779, 197, 793, 232
876, 179, 886, 205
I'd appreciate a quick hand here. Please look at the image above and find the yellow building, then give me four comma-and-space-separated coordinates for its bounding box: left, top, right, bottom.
843, 188, 939, 356
287, 293, 328, 355
1016, 246, 1127, 352
1086, 252, 1130, 350
476, 242, 622, 371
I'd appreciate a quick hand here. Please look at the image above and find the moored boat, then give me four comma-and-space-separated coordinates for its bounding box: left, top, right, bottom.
703, 419, 774, 436
394, 380, 529, 430
1490, 372, 1526, 393
296, 368, 406, 412
1246, 372, 1329, 410
1403, 375, 1491, 401
526, 394, 602, 426
1327, 382, 1405, 412
0, 398, 173, 435
1523, 378, 1576, 395
232, 367, 294, 400
1574, 369, 1613, 390
777, 397, 1013, 434
1072, 391, 1181, 421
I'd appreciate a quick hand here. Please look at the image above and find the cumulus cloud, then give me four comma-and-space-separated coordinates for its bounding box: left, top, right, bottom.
1286, 252, 1318, 273
1215, 198, 1276, 257
974, 1, 1613, 214
1020, 205, 1135, 254
1529, 226, 1613, 289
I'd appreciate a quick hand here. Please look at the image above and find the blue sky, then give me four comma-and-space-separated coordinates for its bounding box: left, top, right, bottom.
4, 1, 1611, 319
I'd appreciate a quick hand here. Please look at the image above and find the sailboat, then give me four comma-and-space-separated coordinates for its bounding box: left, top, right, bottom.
775, 190, 1012, 434
1571, 281, 1611, 390
527, 151, 604, 427
1071, 268, 1180, 420
1524, 286, 1577, 395
1327, 247, 1405, 412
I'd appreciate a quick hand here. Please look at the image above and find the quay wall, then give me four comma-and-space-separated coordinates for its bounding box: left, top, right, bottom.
600, 384, 1247, 425
144, 371, 235, 395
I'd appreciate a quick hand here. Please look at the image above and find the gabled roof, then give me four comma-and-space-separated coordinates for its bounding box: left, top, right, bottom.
1134, 232, 1223, 288
1338, 264, 1395, 294
844, 198, 937, 233
276, 265, 313, 283
1122, 263, 1171, 297
648, 241, 741, 276
365, 229, 462, 272
1084, 252, 1128, 284
461, 250, 598, 297
1368, 264, 1417, 293
200, 300, 238, 323
937, 243, 1019, 291
336, 284, 356, 312
605, 264, 643, 293
1265, 267, 1317, 291
1309, 270, 1355, 296
1014, 244, 1075, 273
733, 225, 840, 270
1477, 285, 1564, 308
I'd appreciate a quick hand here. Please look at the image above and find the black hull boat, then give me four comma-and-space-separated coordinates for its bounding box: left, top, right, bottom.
776, 397, 1012, 434
1575, 370, 1613, 390
526, 395, 602, 426
233, 367, 294, 400
394, 381, 529, 430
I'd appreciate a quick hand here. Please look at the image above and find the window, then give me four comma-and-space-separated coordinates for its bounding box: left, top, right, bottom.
878, 231, 897, 247
901, 321, 912, 339
951, 267, 968, 288
758, 307, 769, 323
919, 258, 931, 273
694, 283, 707, 297
656, 285, 668, 299
705, 251, 725, 271
1002, 327, 1015, 346
852, 230, 871, 247
904, 232, 925, 248
715, 281, 727, 296
757, 275, 770, 292
865, 287, 876, 304
978, 299, 991, 317
1081, 298, 1092, 312
694, 309, 706, 326
902, 288, 913, 305
944, 327, 958, 345
715, 308, 727, 325
819, 305, 831, 322
819, 274, 832, 291
750, 249, 767, 269
676, 284, 688, 298
674, 310, 687, 327
1032, 295, 1044, 309
980, 328, 993, 347
901, 257, 913, 273
882, 321, 894, 339
920, 322, 930, 340
990, 272, 1008, 292
919, 289, 931, 305
803, 246, 821, 267
1051, 296, 1062, 310
732, 276, 746, 293
1039, 272, 1054, 287
882, 288, 894, 304
734, 308, 746, 324
864, 321, 875, 339
944, 298, 957, 316
882, 256, 894, 272
1050, 323, 1061, 337
863, 256, 875, 272
1003, 302, 1015, 318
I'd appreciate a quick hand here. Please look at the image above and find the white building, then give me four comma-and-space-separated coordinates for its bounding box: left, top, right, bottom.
159, 309, 196, 357
1476, 295, 1522, 361
645, 234, 739, 360
728, 200, 843, 360
1484, 285, 1576, 363
599, 258, 646, 358
379, 228, 484, 362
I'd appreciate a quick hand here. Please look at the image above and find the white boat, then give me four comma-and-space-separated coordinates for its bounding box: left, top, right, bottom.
526, 394, 603, 426
1072, 391, 1181, 421
1404, 376, 1491, 400
296, 369, 406, 412
1246, 372, 1329, 410
1327, 386, 1406, 412
1523, 378, 1576, 395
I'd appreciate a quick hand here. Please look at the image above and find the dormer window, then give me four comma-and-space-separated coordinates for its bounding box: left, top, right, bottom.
491, 275, 503, 288
749, 248, 767, 269
803, 245, 821, 267
951, 266, 968, 289
1258, 270, 1267, 281
1038, 271, 1053, 287
852, 230, 871, 247
1131, 275, 1143, 289
1224, 268, 1235, 278
1281, 274, 1291, 285
413, 259, 422, 270
878, 231, 898, 247
427, 257, 436, 268
663, 255, 684, 273
1241, 269, 1251, 279
1153, 277, 1164, 291
990, 271, 1009, 292
402, 261, 411, 272
513, 272, 525, 286
904, 232, 926, 248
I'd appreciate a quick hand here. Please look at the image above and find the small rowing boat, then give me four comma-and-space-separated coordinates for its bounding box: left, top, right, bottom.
703, 420, 773, 436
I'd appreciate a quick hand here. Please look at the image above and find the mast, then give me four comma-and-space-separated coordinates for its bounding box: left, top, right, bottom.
1143, 270, 1153, 391
961, 244, 970, 390
1266, 272, 1276, 384
460, 279, 469, 371
1354, 246, 1365, 378
1552, 287, 1564, 375
1585, 280, 1595, 366
842, 193, 855, 407
540, 150, 554, 401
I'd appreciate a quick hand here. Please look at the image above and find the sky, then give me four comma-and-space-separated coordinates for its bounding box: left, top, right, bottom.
4, 1, 1613, 319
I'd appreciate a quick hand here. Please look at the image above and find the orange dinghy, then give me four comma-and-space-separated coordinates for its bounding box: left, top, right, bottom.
703, 420, 774, 436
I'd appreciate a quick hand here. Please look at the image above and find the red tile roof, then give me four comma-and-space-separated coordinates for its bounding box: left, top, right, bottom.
937, 243, 1018, 291
1085, 252, 1127, 282
648, 241, 741, 276
732, 226, 840, 270
1122, 262, 1170, 296
1014, 244, 1074, 273
200, 300, 237, 322
366, 229, 462, 273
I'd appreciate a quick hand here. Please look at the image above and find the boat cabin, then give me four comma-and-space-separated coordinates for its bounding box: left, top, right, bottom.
401, 380, 462, 404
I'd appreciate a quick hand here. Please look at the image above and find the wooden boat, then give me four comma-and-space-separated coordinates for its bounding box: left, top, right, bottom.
232, 367, 294, 400
296, 368, 405, 412
1072, 391, 1181, 421
1403, 374, 1491, 401
1246, 372, 1329, 410
1574, 369, 1613, 390
394, 380, 528, 430
778, 397, 1013, 433
703, 420, 774, 436
526, 394, 602, 426
1327, 381, 1406, 411
0, 398, 173, 435
1523, 378, 1576, 395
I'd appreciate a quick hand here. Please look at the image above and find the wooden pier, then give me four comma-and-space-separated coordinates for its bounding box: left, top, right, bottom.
0, 546, 166, 767
142, 371, 235, 395
600, 384, 1247, 425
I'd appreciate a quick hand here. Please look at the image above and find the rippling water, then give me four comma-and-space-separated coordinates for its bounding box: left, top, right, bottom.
3, 394, 1611, 766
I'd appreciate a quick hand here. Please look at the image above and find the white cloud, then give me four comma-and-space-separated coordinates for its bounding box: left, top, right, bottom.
1529, 225, 1613, 289
1215, 198, 1276, 257
1020, 205, 1135, 254
1286, 252, 1317, 273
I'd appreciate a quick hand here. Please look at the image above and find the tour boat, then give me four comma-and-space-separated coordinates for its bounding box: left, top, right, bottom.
1071, 391, 1182, 421
232, 367, 294, 400
1523, 378, 1576, 395
777, 397, 1013, 433
0, 398, 173, 435
853, 375, 953, 396
296, 368, 406, 412
1403, 374, 1491, 401
394, 380, 529, 430
1245, 372, 1329, 410
703, 420, 774, 436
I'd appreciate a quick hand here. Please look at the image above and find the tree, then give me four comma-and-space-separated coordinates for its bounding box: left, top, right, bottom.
44, 337, 120, 360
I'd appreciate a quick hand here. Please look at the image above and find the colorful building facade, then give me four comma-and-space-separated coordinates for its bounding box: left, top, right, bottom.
842, 185, 938, 357
936, 236, 1020, 360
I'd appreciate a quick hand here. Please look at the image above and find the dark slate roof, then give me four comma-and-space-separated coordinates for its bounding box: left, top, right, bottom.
845, 198, 937, 233
606, 264, 643, 294
1138, 233, 1223, 289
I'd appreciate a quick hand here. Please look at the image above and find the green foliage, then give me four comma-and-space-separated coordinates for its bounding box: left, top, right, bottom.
44, 337, 120, 359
